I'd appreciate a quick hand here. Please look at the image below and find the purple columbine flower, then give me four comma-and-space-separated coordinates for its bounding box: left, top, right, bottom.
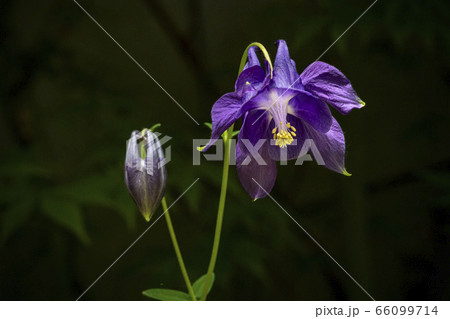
125, 129, 167, 221
202, 40, 365, 200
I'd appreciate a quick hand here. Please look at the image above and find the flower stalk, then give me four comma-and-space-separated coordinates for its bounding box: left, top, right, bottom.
161, 197, 196, 301
200, 125, 233, 301
200, 43, 272, 300
238, 42, 273, 78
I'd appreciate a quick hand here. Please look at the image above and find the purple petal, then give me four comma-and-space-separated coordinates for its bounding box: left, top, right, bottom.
235, 65, 267, 97
302, 116, 349, 175
261, 59, 272, 86
236, 140, 277, 200
238, 109, 270, 155
240, 86, 298, 115
244, 46, 261, 69
272, 40, 303, 90
267, 114, 306, 161
300, 61, 364, 115
202, 92, 242, 152
289, 90, 332, 133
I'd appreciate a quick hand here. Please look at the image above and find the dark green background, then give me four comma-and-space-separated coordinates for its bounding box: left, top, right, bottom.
1, 0, 449, 300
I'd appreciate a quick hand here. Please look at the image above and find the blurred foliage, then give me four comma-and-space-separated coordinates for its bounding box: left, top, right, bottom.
0, 0, 449, 300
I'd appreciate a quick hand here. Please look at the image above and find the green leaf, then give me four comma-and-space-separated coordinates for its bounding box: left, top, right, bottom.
192, 273, 215, 298
232, 130, 240, 137
41, 196, 89, 244
203, 122, 212, 130
142, 288, 191, 301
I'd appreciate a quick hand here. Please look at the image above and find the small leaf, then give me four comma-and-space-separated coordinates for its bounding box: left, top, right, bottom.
142, 288, 191, 301
203, 122, 212, 130
192, 273, 215, 298
232, 130, 240, 137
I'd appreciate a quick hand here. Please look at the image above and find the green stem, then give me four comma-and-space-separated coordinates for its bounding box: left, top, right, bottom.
238, 42, 273, 77
200, 126, 233, 301
161, 197, 196, 301
200, 42, 273, 301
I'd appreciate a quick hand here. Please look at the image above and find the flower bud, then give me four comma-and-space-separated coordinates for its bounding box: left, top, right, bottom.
125, 129, 167, 221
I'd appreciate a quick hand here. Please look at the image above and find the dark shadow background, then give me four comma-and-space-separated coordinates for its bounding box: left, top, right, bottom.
1, 0, 449, 300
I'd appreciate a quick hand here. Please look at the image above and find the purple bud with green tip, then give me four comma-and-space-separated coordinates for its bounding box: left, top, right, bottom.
125, 129, 167, 221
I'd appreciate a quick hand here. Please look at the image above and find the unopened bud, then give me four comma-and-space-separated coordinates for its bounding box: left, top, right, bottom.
124, 129, 167, 221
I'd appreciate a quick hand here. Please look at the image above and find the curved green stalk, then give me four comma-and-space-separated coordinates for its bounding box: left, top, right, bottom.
238, 42, 273, 78
161, 197, 196, 301
200, 126, 233, 301
201, 42, 273, 301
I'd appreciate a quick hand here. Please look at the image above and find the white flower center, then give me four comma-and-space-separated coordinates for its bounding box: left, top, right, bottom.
265, 91, 297, 148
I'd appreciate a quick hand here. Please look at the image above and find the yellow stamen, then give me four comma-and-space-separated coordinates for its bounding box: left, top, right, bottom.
273, 122, 297, 148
